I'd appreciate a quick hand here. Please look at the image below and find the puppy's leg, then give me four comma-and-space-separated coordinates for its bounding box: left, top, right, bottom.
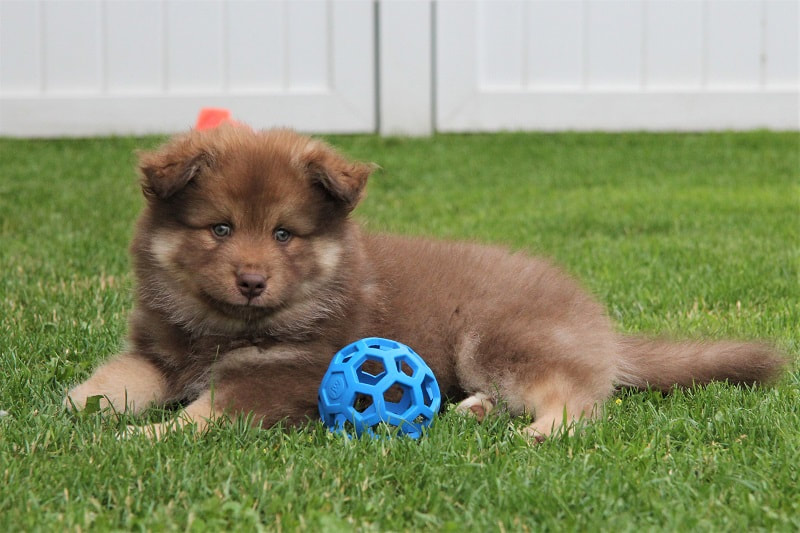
453, 332, 499, 422
455, 392, 496, 422
135, 351, 323, 438
519, 374, 606, 443
65, 353, 167, 414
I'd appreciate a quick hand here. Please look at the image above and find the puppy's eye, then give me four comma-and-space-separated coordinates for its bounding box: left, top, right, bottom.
211, 224, 232, 238
274, 228, 291, 243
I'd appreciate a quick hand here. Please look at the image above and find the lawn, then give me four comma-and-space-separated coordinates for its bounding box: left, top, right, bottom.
1, 131, 798, 531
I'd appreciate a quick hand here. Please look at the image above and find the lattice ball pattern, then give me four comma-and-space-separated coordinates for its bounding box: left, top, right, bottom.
318, 337, 441, 438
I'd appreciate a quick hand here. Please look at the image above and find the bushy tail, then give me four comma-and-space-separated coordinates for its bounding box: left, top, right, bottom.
616, 336, 788, 392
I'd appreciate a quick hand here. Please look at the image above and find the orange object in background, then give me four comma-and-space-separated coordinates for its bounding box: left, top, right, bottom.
195, 108, 235, 130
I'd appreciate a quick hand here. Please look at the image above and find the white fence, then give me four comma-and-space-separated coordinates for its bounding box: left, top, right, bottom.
0, 0, 797, 137
0, 0, 375, 136
436, 0, 799, 131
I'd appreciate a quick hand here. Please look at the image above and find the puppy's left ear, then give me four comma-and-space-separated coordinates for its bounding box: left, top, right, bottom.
303, 141, 377, 211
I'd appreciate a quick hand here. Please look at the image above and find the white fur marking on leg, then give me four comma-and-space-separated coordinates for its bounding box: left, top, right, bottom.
65, 354, 167, 414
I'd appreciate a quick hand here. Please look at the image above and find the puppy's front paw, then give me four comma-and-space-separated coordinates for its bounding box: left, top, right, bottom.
64, 354, 167, 415
119, 422, 169, 440
64, 384, 120, 413
120, 416, 209, 440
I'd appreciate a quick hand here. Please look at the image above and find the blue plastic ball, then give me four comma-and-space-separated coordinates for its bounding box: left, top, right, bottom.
318, 337, 441, 438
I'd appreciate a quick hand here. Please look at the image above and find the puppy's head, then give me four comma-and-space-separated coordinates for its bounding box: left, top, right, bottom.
133, 125, 375, 333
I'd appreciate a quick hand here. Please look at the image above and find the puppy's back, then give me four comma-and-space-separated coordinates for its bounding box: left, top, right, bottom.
361, 234, 615, 396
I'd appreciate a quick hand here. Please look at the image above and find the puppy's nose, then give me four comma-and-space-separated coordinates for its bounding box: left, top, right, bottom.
236, 273, 266, 298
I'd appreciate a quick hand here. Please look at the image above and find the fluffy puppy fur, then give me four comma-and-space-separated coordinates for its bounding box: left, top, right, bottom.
66, 125, 787, 440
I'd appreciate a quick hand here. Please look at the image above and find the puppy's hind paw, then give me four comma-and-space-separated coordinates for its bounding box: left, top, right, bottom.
520, 425, 548, 445
455, 393, 496, 422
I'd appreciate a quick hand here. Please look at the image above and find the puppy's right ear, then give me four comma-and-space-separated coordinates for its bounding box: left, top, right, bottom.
138, 137, 211, 200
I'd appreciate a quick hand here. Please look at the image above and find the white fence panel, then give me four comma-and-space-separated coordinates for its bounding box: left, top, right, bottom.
586, 1, 643, 88
0, 0, 39, 94
1, 0, 797, 135
645, 1, 704, 88
43, 0, 102, 93
0, 0, 375, 137
765, 0, 800, 88
226, 2, 286, 91
378, 0, 433, 135
706, 0, 762, 87
527, 1, 584, 88
436, 0, 799, 131
105, 2, 164, 93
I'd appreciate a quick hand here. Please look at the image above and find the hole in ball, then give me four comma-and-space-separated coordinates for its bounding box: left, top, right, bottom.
354, 393, 373, 413
356, 358, 386, 385
397, 360, 414, 377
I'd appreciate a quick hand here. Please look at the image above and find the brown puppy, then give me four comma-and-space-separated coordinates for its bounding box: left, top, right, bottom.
66, 126, 787, 439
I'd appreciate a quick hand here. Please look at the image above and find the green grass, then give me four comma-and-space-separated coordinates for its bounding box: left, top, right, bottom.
1, 131, 799, 531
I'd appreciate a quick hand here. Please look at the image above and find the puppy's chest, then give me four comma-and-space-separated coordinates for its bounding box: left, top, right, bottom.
187, 334, 278, 362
